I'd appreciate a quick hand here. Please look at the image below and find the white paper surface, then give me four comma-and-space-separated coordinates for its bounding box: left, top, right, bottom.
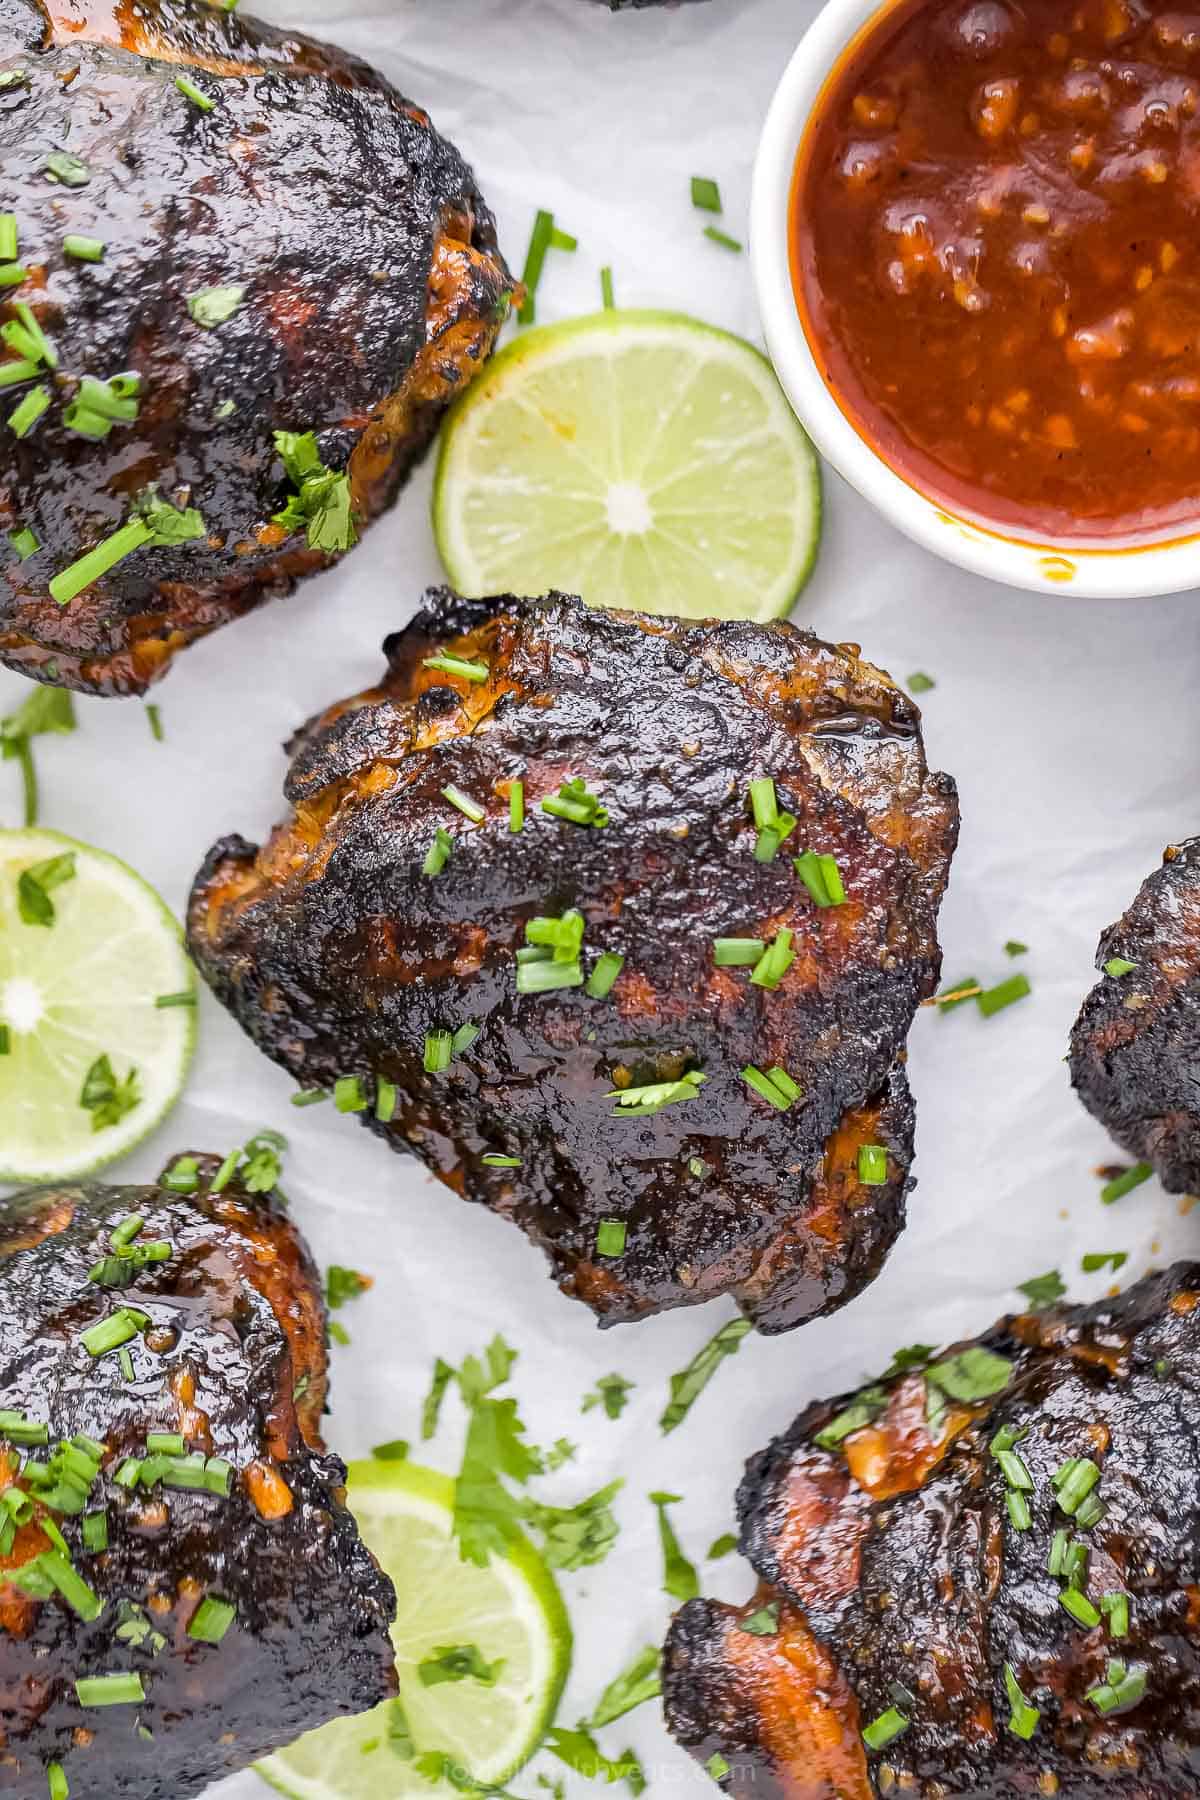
4, 0, 1200, 1792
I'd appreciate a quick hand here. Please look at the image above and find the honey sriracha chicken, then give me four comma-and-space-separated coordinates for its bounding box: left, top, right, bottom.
0, 0, 510, 695
0, 1160, 396, 1797
664, 1266, 1200, 1796
187, 590, 958, 1332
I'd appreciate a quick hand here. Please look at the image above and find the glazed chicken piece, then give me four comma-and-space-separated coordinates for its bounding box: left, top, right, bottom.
0, 1158, 396, 1798
664, 1264, 1200, 1798
0, 0, 510, 695
1070, 837, 1200, 1194
187, 588, 958, 1332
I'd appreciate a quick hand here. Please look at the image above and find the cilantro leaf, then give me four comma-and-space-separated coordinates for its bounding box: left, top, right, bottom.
522, 1479, 622, 1571
707, 1532, 738, 1559
1082, 1251, 1128, 1274
660, 1317, 753, 1434
582, 1373, 634, 1419
458, 1334, 518, 1406
1, 686, 75, 827
453, 1396, 540, 1567
648, 1491, 698, 1600
79, 1052, 141, 1133
17, 851, 75, 927
325, 1265, 371, 1310
545, 1727, 642, 1786
1017, 1270, 1067, 1310
272, 429, 358, 554
588, 1645, 661, 1728
422, 1358, 456, 1439
880, 1342, 936, 1380
417, 1644, 505, 1688
925, 1346, 1013, 1404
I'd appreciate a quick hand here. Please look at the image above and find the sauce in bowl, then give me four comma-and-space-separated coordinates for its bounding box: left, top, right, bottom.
792, 0, 1200, 540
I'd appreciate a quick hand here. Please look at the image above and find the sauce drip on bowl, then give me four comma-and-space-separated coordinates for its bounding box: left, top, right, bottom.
792, 0, 1200, 540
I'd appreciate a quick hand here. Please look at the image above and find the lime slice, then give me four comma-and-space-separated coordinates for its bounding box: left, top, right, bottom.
257, 1459, 572, 1800
0, 828, 196, 1184
433, 309, 821, 622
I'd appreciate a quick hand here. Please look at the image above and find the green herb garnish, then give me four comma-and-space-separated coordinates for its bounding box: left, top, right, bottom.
582, 1373, 634, 1419
1003, 1663, 1040, 1739
595, 1219, 626, 1257
188, 1595, 235, 1642
1104, 957, 1136, 977
1100, 1162, 1152, 1205
793, 849, 846, 908
741, 1064, 801, 1110
608, 1069, 705, 1115
272, 430, 357, 553
423, 654, 489, 683
588, 1645, 661, 1727
49, 487, 206, 606
691, 176, 722, 212
1017, 1269, 1066, 1308
79, 1053, 140, 1132
703, 226, 742, 252
187, 284, 244, 327
648, 1491, 698, 1600
661, 1318, 753, 1433
418, 1644, 504, 1688
977, 974, 1031, 1017
862, 1708, 909, 1751
175, 73, 215, 110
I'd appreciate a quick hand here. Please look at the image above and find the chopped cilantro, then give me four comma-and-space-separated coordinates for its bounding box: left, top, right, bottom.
1017, 1270, 1066, 1309
660, 1317, 753, 1434
582, 1373, 634, 1419
648, 1491, 698, 1601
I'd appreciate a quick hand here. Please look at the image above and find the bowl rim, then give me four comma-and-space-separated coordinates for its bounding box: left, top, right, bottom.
749, 0, 1200, 600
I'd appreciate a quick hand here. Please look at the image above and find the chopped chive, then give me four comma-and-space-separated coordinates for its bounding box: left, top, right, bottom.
1100, 1162, 1152, 1205
441, 784, 485, 824
600, 266, 615, 309
290, 1088, 327, 1107
45, 151, 89, 186
1101, 1592, 1129, 1638
64, 234, 105, 262
541, 776, 609, 827
334, 1075, 367, 1112
76, 376, 137, 422
1003, 1663, 1040, 1740
8, 383, 50, 438
995, 1449, 1033, 1490
857, 1144, 888, 1186
423, 826, 453, 876
1087, 1661, 1147, 1714
0, 215, 14, 261
118, 1348, 135, 1383
81, 1311, 139, 1357
517, 209, 555, 326
703, 226, 742, 252
749, 928, 795, 990
1060, 1587, 1101, 1628
47, 519, 150, 606
162, 1155, 199, 1194
0, 1026, 8, 1056
862, 1708, 909, 1752
7, 525, 38, 560
375, 1078, 397, 1123
62, 403, 113, 441
13, 303, 57, 368
450, 1022, 480, 1056
82, 1509, 108, 1552
0, 1410, 47, 1446
146, 1432, 185, 1455
1076, 1492, 1106, 1531
817, 854, 846, 905
0, 264, 27, 288
516, 958, 583, 993
188, 1594, 235, 1642
110, 1214, 145, 1249
713, 938, 765, 966
153, 989, 195, 1010
596, 1219, 626, 1257
907, 671, 935, 693
0, 360, 39, 388
548, 225, 577, 252
424, 1031, 453, 1074
794, 850, 846, 908
1104, 957, 1136, 977
1047, 1527, 1070, 1578
691, 176, 722, 213
748, 778, 777, 830
75, 1673, 145, 1707
175, 73, 215, 110
1006, 1490, 1031, 1531
47, 1764, 68, 1800
509, 780, 524, 832
705, 1755, 729, 1782
423, 653, 489, 683
977, 973, 1031, 1017
483, 1153, 521, 1168
39, 1550, 102, 1621
754, 810, 797, 861
586, 952, 624, 998
741, 1065, 799, 1111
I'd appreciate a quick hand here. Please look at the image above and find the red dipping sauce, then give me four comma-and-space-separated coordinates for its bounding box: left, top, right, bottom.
792, 0, 1200, 540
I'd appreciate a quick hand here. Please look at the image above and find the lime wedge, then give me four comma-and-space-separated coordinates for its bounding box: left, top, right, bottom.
0, 828, 195, 1184
257, 1459, 572, 1800
433, 309, 821, 621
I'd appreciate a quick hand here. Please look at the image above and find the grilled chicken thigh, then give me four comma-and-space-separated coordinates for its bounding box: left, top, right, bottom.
1070, 837, 1200, 1194
0, 0, 510, 695
664, 1264, 1200, 1797
187, 588, 957, 1331
0, 1160, 395, 1798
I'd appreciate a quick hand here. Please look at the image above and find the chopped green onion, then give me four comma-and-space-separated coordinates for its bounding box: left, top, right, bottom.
1075, 1492, 1106, 1531
1082, 1250, 1127, 1273
0, 1409, 48, 1445
81, 1311, 140, 1357
691, 176, 722, 213
741, 1065, 800, 1111
9, 302, 57, 368
424, 1031, 453, 1074
187, 284, 244, 327
47, 1763, 68, 1800
1060, 1587, 1101, 1628
1086, 1660, 1147, 1715
1055, 1458, 1101, 1516
995, 1448, 1033, 1490
334, 1074, 367, 1113
7, 526, 38, 561
516, 958, 583, 993
423, 654, 488, 683
290, 1088, 327, 1108
1100, 1162, 1153, 1205
50, 490, 205, 606
596, 1219, 626, 1257
146, 1432, 185, 1455
1047, 1527, 1070, 1578
754, 810, 797, 862
586, 952, 624, 998
857, 1144, 888, 1186
509, 780, 524, 832
517, 209, 555, 326
38, 1550, 102, 1620
451, 1022, 480, 1056
64, 235, 105, 262
600, 266, 615, 309
1003, 1663, 1040, 1739
118, 1348, 135, 1383
527, 909, 585, 962
422, 826, 453, 878
704, 226, 743, 252
1006, 1490, 1031, 1531
541, 776, 609, 827
794, 850, 847, 908
76, 376, 137, 422
608, 1069, 706, 1114
482, 1153, 521, 1168
1101, 1592, 1129, 1638
977, 974, 1031, 1017
0, 265, 27, 288
175, 73, 215, 110
713, 938, 765, 966
375, 1078, 397, 1123
548, 225, 577, 251
161, 1155, 199, 1194
82, 1509, 108, 1552
705, 1755, 729, 1782
0, 215, 14, 261
62, 403, 112, 441
45, 151, 90, 186
7, 383, 49, 437
813, 1388, 886, 1449
0, 1026, 8, 1056
748, 778, 777, 830
862, 1708, 909, 1752
907, 671, 935, 693
441, 784, 485, 824
749, 929, 795, 990
75, 1673, 145, 1707
1104, 957, 1136, 978
188, 1594, 236, 1642
153, 991, 195, 1011
0, 360, 39, 388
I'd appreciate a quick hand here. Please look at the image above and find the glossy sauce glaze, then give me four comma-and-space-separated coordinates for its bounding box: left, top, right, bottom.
793, 0, 1200, 540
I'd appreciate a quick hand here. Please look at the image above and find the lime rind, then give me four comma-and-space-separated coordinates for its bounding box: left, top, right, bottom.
256, 1459, 572, 1800
0, 828, 196, 1184
433, 308, 821, 623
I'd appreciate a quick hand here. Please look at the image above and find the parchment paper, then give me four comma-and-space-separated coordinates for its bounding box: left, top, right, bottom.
3, 0, 1199, 1792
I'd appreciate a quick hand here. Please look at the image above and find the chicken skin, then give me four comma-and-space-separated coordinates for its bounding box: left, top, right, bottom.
1070, 837, 1200, 1194
0, 0, 510, 695
187, 588, 958, 1331
0, 1158, 396, 1798
664, 1264, 1200, 1798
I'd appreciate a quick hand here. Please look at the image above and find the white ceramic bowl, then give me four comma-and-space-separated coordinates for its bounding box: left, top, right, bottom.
750, 0, 1200, 599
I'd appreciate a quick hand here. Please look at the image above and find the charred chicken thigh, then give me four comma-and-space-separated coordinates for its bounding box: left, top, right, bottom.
0, 0, 510, 695
0, 1160, 396, 1798
1070, 837, 1200, 1195
188, 589, 958, 1331
664, 1264, 1200, 1797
